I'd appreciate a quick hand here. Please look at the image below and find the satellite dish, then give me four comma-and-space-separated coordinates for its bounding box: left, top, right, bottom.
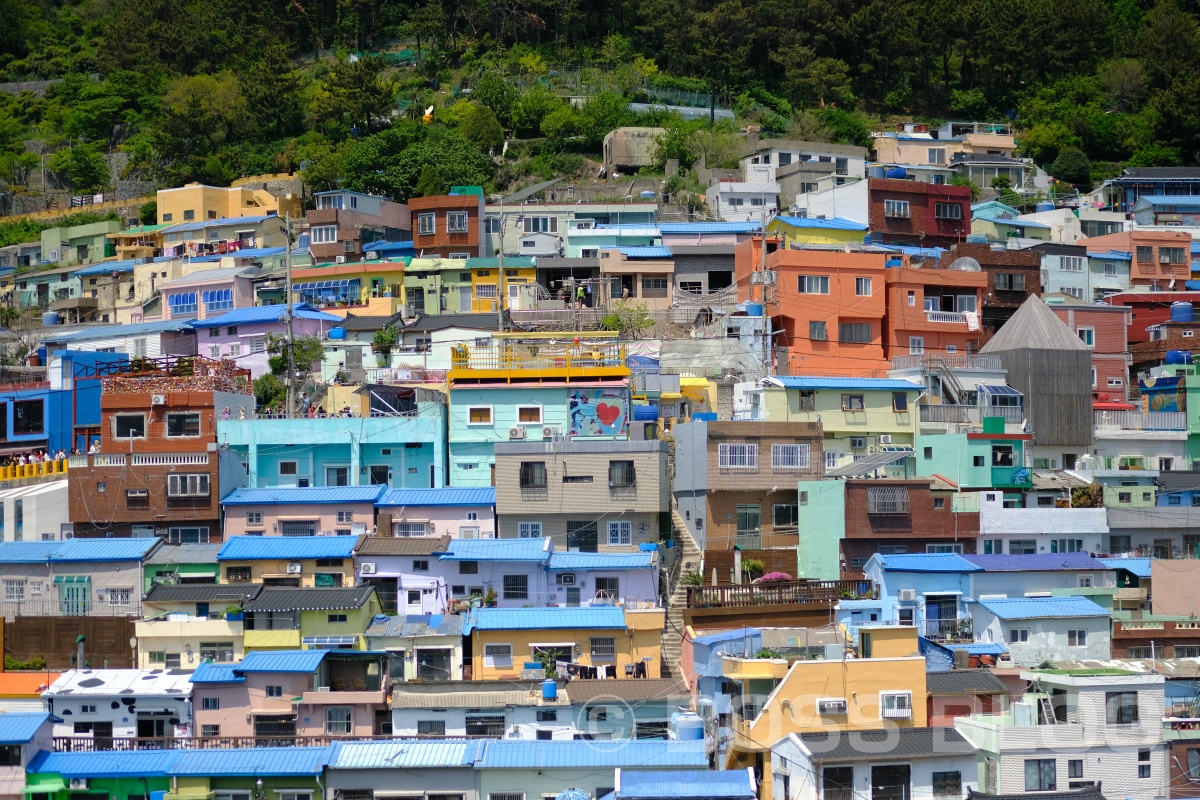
946, 256, 982, 272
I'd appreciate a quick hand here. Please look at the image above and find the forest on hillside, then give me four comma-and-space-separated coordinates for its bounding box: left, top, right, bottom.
1, 0, 1199, 198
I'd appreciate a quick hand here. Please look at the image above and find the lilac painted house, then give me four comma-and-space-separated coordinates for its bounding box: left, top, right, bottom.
161, 265, 263, 321
189, 302, 342, 378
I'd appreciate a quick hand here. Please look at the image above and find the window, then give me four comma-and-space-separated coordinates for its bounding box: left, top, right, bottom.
503, 574, 528, 599
467, 406, 492, 425
1077, 327, 1095, 347
3, 580, 23, 602
199, 642, 234, 662
13, 400, 42, 435
517, 406, 542, 424
167, 474, 210, 497
412, 560, 429, 573
266, 685, 283, 698
519, 461, 547, 489
1107, 691, 1139, 723
1108, 378, 1124, 387
324, 706, 352, 735
1051, 539, 1083, 553
484, 643, 512, 666
1061, 256, 1085, 272
642, 277, 669, 295
867, 486, 910, 514
309, 224, 339, 245
445, 211, 468, 233
336, 510, 353, 524
1068, 629, 1087, 646
1009, 629, 1029, 642
909, 336, 925, 355
934, 203, 962, 220
590, 637, 616, 659
855, 277, 872, 296
994, 273, 1026, 292
842, 394, 866, 411
1068, 760, 1084, 780
417, 213, 435, 236
609, 460, 636, 487
417, 719, 447, 736
884, 199, 911, 218
327, 613, 348, 624
736, 504, 761, 537
892, 392, 909, 412
594, 577, 619, 598
607, 520, 632, 546
771, 443, 811, 469
518, 521, 542, 539
226, 567, 251, 583
797, 275, 830, 294
114, 414, 145, 438
459, 561, 479, 574
166, 412, 200, 437
718, 443, 758, 468
1025, 759, 1056, 791
824, 767, 854, 800
168, 292, 198, 315
839, 323, 871, 343
200, 725, 220, 737
809, 320, 827, 341
1119, 492, 1133, 503
201, 697, 220, 711
475, 283, 498, 299
1104, 262, 1119, 276
932, 772, 961, 800
825, 451, 838, 469
880, 692, 912, 719
773, 503, 799, 528
1010, 540, 1037, 554
1163, 247, 1187, 264
928, 148, 946, 164
1139, 749, 1151, 779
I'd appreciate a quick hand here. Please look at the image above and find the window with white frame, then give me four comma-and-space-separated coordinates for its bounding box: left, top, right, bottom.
797, 275, 830, 294
607, 520, 632, 546
1061, 256, 1085, 272
325, 706, 352, 735
523, 217, 558, 234
446, 212, 469, 233
3, 580, 23, 602
1077, 327, 1095, 347
771, 443, 811, 469
417, 213, 435, 236
825, 451, 838, 469
167, 474, 210, 497
503, 574, 528, 599
855, 277, 872, 296
1063, 287, 1084, 300
484, 643, 512, 667
884, 199, 911, 218
518, 521, 542, 538
909, 336, 925, 355
718, 443, 758, 468
1104, 262, 1118, 276
336, 510, 354, 523
590, 637, 616, 659
475, 284, 498, 299
467, 406, 492, 425
880, 692, 912, 718
311, 225, 338, 244
1068, 629, 1087, 646
394, 522, 427, 537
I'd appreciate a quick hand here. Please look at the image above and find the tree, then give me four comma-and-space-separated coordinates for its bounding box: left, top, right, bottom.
510, 85, 565, 138
1050, 146, 1091, 188
266, 333, 326, 376
48, 144, 109, 192
138, 201, 157, 225
949, 174, 980, 201
414, 163, 446, 196
991, 174, 1012, 190
460, 103, 503, 152
253, 373, 286, 412
343, 127, 491, 202
473, 73, 515, 127
306, 57, 398, 139
1098, 58, 1147, 112
816, 109, 871, 148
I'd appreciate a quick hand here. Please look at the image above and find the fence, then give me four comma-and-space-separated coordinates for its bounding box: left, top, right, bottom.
919, 405, 1024, 425
891, 354, 1003, 371
686, 580, 876, 609
0, 599, 141, 621
1093, 410, 1186, 431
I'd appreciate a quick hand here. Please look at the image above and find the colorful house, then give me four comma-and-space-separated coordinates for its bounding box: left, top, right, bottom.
135, 584, 257, 668
189, 303, 342, 379
159, 266, 262, 321
289, 260, 407, 311
0, 713, 53, 799
43, 669, 193, 746
914, 428, 1033, 491
467, 257, 537, 312
221, 485, 385, 538
241, 586, 382, 651
364, 612, 465, 682
216, 535, 361, 588
25, 751, 174, 800
766, 215, 868, 247
142, 543, 223, 591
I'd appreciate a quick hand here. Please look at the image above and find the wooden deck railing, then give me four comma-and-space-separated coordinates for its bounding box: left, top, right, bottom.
51, 733, 496, 752
686, 579, 876, 609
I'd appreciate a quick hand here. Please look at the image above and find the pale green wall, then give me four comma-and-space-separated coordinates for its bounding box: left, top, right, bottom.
796, 479, 845, 580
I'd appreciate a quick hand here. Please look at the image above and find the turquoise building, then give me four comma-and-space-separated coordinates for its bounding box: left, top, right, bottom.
914, 426, 1032, 495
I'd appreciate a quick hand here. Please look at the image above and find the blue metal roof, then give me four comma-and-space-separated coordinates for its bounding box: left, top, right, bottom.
0, 542, 60, 562
187, 246, 288, 264
73, 259, 139, 277
0, 712, 50, 744
440, 538, 549, 562
28, 749, 181, 778
940, 642, 1009, 655
47, 319, 195, 342
975, 596, 1109, 620
877, 553, 981, 573
767, 376, 922, 391
1136, 195, 1200, 206
476, 740, 707, 768
692, 627, 760, 646
0, 539, 159, 563
1089, 250, 1132, 261
962, 553, 1111, 572
171, 747, 332, 776
877, 245, 947, 259
619, 246, 672, 258
547, 552, 655, 570
189, 662, 245, 684
234, 649, 328, 673
217, 536, 358, 561
167, 214, 280, 234
363, 240, 417, 254
1099, 557, 1153, 578
190, 302, 342, 329
659, 222, 760, 234
774, 215, 868, 231
376, 487, 496, 507
615, 769, 756, 799
464, 606, 626, 634
976, 216, 1051, 229
329, 740, 485, 769
222, 485, 388, 505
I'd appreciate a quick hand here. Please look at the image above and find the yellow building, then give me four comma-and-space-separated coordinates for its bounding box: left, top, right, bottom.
467, 256, 537, 312
767, 216, 868, 247
465, 606, 664, 681
217, 535, 361, 589
157, 182, 301, 225
241, 586, 383, 652
725, 625, 927, 798
290, 260, 407, 311
107, 223, 178, 260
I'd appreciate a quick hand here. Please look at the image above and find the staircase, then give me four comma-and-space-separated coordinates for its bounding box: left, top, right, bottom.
934, 358, 965, 405
660, 507, 702, 679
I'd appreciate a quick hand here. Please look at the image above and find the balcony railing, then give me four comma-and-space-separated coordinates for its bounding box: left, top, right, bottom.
892, 354, 1003, 371
0, 600, 141, 620
991, 465, 1032, 487
926, 310, 969, 324
131, 453, 209, 466
919, 405, 1024, 425
449, 342, 627, 374
1093, 410, 1187, 431
52, 734, 410, 752
881, 706, 913, 719
924, 618, 973, 642
686, 579, 877, 609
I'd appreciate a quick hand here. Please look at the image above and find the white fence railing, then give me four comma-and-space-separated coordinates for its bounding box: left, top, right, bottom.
1093, 410, 1186, 431
131, 453, 209, 466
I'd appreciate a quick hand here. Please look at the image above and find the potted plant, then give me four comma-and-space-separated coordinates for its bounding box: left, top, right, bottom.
483, 587, 498, 607
741, 557, 765, 582
680, 569, 704, 586
224, 605, 244, 621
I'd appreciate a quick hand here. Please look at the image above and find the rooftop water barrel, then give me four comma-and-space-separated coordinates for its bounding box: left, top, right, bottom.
1036, 201, 1054, 212
745, 303, 764, 317
542, 679, 558, 701
868, 165, 887, 179
41, 311, 59, 326
672, 712, 704, 741
885, 167, 907, 179
1172, 302, 1195, 323
328, 327, 347, 340
1166, 350, 1193, 365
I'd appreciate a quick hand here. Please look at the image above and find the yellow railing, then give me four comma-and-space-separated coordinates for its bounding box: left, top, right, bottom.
0, 458, 68, 480
450, 343, 627, 373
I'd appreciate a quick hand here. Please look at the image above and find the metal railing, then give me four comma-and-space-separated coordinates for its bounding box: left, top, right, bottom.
686, 580, 877, 609
132, 453, 210, 466
1093, 410, 1186, 431
992, 465, 1032, 487
892, 354, 1003, 371
919, 405, 1024, 424
52, 734, 413, 752
926, 310, 969, 324
450, 342, 626, 373
0, 600, 141, 620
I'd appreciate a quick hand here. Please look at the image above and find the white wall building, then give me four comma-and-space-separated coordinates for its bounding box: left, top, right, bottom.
43, 669, 194, 742
971, 596, 1112, 666
978, 491, 1108, 555
789, 179, 870, 224
707, 163, 781, 222
0, 480, 70, 542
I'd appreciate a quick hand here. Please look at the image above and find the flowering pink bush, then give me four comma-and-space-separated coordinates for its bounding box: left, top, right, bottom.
758, 571, 793, 583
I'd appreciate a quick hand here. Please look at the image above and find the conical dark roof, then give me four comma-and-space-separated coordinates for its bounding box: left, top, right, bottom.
980, 295, 1090, 353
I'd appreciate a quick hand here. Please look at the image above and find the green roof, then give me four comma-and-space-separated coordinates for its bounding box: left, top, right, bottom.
450, 185, 484, 199
465, 257, 535, 269
117, 223, 176, 234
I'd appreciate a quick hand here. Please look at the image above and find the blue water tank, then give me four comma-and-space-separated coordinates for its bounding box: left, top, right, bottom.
1172, 302, 1195, 323
542, 679, 558, 701
745, 303, 764, 317
41, 311, 59, 326
1036, 201, 1054, 212
328, 327, 347, 340
672, 712, 704, 741
885, 167, 907, 179
868, 165, 887, 179
1166, 350, 1193, 365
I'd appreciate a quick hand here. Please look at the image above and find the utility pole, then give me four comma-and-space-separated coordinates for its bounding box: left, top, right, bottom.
284, 214, 296, 419
758, 210, 773, 379
490, 193, 506, 333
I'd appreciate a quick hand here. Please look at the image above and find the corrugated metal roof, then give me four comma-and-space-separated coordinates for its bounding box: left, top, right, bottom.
476, 740, 706, 768
940, 642, 1009, 655
975, 596, 1108, 620
464, 606, 626, 633
145, 584, 259, 604
234, 649, 327, 673
546, 552, 655, 570
46, 669, 193, 696
765, 376, 923, 391
0, 542, 60, 562
797, 728, 976, 762
565, 678, 690, 704
0, 712, 50, 744
0, 539, 160, 563
376, 487, 496, 507
878, 553, 981, 573
329, 739, 484, 769
925, 670, 1010, 695
166, 214, 280, 234
691, 627, 760, 646
615, 769, 756, 799
73, 259, 139, 277
774, 215, 868, 231
619, 246, 672, 258
441, 538, 549, 562
962, 553, 1110, 572
1090, 249, 1132, 260
45, 319, 194, 342
28, 749, 181, 778
667, 245, 736, 257
1135, 195, 1200, 206
464, 257, 535, 269
1099, 557, 1153, 578
244, 585, 376, 612
977, 216, 1051, 229
217, 535, 359, 561
222, 485, 388, 505
144, 543, 223, 565
170, 746, 332, 776
659, 222, 761, 234
185, 247, 287, 264
190, 303, 341, 329
162, 266, 263, 285
189, 662, 245, 684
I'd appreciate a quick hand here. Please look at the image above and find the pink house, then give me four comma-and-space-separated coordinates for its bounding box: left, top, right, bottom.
190, 303, 342, 379
190, 649, 388, 739
162, 265, 262, 321
222, 485, 386, 537
375, 487, 496, 539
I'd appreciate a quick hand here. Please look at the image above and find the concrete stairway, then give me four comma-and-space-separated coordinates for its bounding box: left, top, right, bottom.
659, 508, 701, 679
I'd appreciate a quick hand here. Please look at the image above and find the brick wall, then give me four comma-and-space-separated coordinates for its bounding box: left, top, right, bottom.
705, 421, 824, 491
844, 480, 981, 539
951, 243, 1042, 331
1050, 306, 1132, 400
706, 489, 802, 549
867, 179, 971, 246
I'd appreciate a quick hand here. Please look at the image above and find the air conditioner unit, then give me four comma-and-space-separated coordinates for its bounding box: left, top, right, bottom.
898, 589, 918, 602
151, 394, 166, 405
556, 573, 576, 585
366, 251, 380, 260
69, 779, 89, 790
286, 563, 302, 574
817, 698, 848, 715
1161, 255, 1172, 264
541, 426, 559, 438
360, 563, 376, 575
335, 255, 347, 263
879, 434, 893, 444
508, 427, 526, 439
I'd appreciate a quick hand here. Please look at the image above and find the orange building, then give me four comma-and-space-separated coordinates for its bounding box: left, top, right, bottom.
408, 190, 486, 259
1081, 229, 1191, 289
736, 238, 891, 375
883, 262, 988, 357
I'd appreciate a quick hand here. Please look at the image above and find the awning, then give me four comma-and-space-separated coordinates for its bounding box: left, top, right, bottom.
980, 385, 1022, 396
302, 635, 357, 646
52, 576, 90, 585
25, 781, 65, 794
0, 441, 48, 456
825, 449, 914, 477
293, 279, 361, 292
